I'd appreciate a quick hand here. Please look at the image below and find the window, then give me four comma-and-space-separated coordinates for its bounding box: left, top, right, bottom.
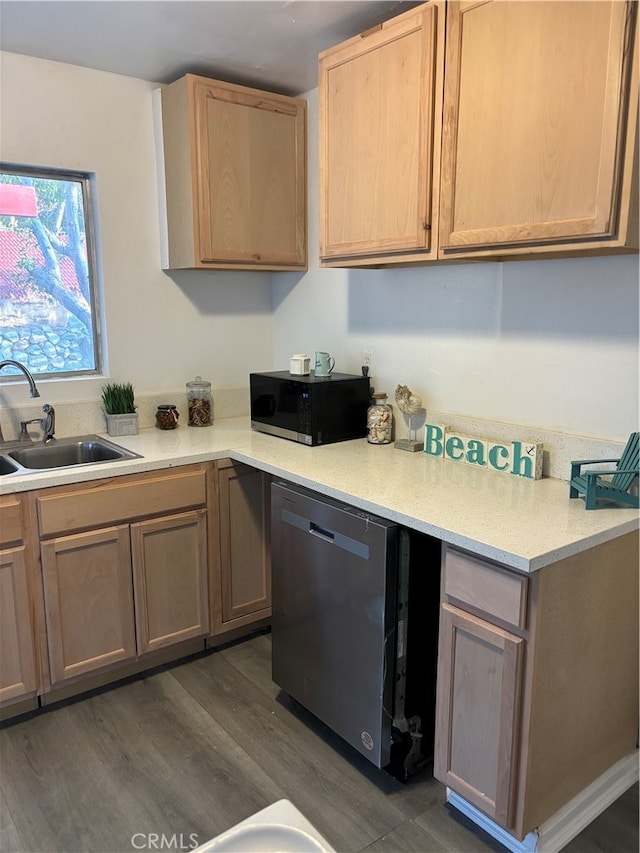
0, 165, 102, 378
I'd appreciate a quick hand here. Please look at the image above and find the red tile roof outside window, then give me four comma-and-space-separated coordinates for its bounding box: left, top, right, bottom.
0, 184, 38, 217
0, 229, 82, 299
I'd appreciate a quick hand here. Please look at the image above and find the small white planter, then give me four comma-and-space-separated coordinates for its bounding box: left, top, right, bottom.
105, 413, 139, 437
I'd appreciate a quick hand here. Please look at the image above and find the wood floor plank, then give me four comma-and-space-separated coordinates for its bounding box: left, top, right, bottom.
219, 631, 278, 700
0, 702, 142, 852
76, 669, 286, 840
415, 801, 509, 852
0, 787, 24, 852
0, 633, 637, 853
171, 647, 410, 852
360, 817, 447, 852
0, 662, 284, 852
220, 633, 443, 820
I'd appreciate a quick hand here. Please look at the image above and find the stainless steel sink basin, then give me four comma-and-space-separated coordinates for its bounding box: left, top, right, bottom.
5, 434, 141, 472
0, 456, 18, 475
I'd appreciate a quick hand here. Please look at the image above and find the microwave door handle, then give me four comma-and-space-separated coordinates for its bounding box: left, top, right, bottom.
309, 522, 335, 544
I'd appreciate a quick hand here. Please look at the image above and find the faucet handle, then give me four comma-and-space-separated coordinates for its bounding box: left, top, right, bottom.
19, 418, 44, 442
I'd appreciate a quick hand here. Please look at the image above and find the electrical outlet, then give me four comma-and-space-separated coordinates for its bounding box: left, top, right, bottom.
362, 349, 375, 370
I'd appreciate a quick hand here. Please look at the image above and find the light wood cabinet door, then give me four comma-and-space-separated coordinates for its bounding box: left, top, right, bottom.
161, 74, 307, 270
131, 510, 209, 655
211, 460, 271, 633
319, 2, 444, 263
41, 525, 136, 684
434, 603, 524, 828
439, 0, 639, 257
0, 546, 37, 703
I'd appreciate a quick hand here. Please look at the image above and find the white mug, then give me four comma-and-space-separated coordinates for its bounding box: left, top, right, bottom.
289, 353, 310, 375
314, 351, 335, 377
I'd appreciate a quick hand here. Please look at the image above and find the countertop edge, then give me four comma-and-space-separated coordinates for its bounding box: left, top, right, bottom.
229, 449, 639, 573
1, 421, 638, 573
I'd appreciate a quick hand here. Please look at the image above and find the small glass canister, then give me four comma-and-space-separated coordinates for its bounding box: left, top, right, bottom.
186, 376, 213, 427
155, 404, 179, 430
367, 392, 393, 444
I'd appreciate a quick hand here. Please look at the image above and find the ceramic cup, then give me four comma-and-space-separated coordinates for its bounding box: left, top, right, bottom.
314, 351, 335, 377
289, 353, 310, 375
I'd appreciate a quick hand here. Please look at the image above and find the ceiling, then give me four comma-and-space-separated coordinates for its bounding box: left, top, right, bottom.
0, 0, 420, 95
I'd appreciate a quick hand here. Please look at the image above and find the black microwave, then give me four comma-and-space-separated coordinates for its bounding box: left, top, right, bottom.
250, 371, 370, 446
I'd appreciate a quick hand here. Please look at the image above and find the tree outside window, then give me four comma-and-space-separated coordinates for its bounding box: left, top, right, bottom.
0, 166, 102, 378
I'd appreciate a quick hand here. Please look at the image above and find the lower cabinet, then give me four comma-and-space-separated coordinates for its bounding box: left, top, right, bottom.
0, 543, 38, 704
434, 603, 524, 828
2, 460, 272, 714
210, 459, 271, 634
41, 525, 136, 684
40, 508, 210, 683
435, 537, 639, 840
131, 510, 209, 655
36, 465, 210, 688
0, 495, 39, 710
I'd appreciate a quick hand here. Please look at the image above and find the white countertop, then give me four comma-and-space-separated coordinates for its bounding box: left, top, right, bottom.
1, 417, 637, 572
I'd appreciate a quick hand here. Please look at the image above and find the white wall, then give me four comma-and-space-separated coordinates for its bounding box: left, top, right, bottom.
0, 51, 274, 408
272, 88, 640, 442
1, 55, 637, 443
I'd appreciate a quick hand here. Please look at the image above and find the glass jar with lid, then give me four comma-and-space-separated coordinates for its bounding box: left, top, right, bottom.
155, 404, 179, 430
186, 376, 213, 427
367, 392, 393, 444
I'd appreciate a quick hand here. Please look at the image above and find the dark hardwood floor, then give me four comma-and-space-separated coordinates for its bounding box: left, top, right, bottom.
0, 632, 637, 853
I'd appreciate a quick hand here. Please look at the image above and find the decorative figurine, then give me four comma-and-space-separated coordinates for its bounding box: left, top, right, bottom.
394, 384, 424, 452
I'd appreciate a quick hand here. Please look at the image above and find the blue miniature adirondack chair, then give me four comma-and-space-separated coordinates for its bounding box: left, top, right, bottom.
569, 431, 639, 509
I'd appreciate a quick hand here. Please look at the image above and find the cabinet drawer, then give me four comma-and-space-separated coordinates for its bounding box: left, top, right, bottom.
0, 497, 24, 547
444, 547, 528, 630
37, 468, 207, 537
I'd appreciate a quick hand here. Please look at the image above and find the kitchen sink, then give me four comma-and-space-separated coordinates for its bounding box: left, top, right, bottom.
0, 456, 18, 475
3, 434, 141, 473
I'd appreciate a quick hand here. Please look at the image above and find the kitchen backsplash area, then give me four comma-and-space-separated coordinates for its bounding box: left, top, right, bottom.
420, 411, 629, 482
2, 388, 630, 484
0, 386, 249, 443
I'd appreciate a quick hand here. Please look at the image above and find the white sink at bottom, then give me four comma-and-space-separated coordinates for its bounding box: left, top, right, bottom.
194, 800, 335, 853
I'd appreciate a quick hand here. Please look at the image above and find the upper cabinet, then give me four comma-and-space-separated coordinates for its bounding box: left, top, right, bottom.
319, 2, 445, 263
319, 0, 638, 267
440, 0, 639, 260
160, 74, 307, 271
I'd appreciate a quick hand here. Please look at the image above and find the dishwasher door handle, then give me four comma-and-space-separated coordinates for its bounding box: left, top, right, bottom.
309, 522, 335, 543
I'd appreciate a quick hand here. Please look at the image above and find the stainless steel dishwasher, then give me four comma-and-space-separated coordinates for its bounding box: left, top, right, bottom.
271, 480, 441, 781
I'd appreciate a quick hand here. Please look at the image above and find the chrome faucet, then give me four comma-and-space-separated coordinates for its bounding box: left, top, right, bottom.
0, 359, 41, 444
18, 405, 56, 444
0, 360, 40, 398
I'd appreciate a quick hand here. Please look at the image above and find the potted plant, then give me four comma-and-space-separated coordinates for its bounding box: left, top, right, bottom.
102, 382, 138, 436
